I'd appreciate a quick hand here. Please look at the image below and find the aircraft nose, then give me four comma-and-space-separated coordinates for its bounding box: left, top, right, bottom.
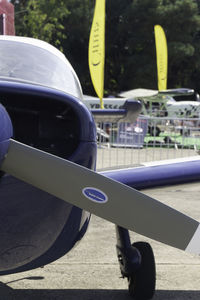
0, 104, 13, 164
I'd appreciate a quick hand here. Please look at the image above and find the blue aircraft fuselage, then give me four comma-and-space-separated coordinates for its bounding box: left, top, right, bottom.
0, 81, 97, 275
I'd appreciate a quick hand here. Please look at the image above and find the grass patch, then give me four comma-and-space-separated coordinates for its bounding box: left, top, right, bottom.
144, 132, 200, 149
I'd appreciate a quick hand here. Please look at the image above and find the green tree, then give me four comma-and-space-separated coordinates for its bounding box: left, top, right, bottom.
10, 0, 27, 35
105, 0, 200, 94
105, 0, 159, 94
11, 0, 69, 50
60, 0, 95, 94
156, 0, 200, 90
10, 0, 200, 95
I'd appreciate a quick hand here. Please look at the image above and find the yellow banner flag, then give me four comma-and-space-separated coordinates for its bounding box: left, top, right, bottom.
88, 0, 105, 109
154, 25, 168, 91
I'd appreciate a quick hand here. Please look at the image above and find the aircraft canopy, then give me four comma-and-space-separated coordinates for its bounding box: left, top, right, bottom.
0, 39, 82, 99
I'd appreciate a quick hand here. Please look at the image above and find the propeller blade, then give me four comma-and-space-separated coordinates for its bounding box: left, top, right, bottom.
1, 139, 200, 254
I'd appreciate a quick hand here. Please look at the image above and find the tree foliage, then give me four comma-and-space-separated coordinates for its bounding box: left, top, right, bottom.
10, 0, 200, 95
11, 0, 69, 49
60, 0, 94, 91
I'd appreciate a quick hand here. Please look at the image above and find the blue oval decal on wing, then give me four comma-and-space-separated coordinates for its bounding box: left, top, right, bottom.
82, 187, 108, 203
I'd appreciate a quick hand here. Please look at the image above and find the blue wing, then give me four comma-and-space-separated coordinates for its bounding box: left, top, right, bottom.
101, 157, 200, 190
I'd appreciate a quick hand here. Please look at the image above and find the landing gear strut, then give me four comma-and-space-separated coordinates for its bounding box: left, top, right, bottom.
116, 226, 156, 300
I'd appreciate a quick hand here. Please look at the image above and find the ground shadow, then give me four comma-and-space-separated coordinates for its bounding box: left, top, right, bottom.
0, 282, 200, 300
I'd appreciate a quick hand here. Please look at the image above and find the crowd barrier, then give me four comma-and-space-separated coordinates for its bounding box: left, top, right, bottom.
96, 116, 200, 170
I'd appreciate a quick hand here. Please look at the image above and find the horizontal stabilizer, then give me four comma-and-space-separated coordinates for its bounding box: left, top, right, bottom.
159, 88, 194, 97
119, 88, 194, 103
91, 99, 142, 122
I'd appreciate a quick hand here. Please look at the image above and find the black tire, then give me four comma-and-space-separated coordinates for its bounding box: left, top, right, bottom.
128, 242, 156, 300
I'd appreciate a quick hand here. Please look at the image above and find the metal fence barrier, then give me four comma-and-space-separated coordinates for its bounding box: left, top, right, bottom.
96, 116, 200, 170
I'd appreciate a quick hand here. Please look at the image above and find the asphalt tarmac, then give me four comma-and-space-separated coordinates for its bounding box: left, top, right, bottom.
0, 169, 200, 299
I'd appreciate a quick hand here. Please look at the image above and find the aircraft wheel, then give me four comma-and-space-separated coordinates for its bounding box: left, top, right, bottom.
128, 242, 156, 300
